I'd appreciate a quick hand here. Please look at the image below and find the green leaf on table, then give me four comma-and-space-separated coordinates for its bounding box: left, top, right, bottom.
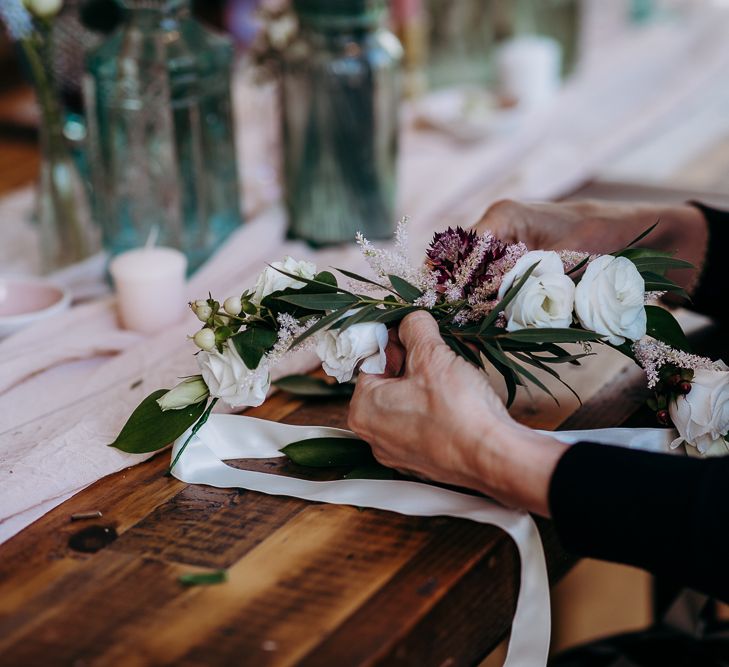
230, 326, 278, 369
641, 271, 689, 299
388, 275, 423, 302
345, 464, 395, 480
276, 292, 359, 311
273, 374, 355, 397
109, 389, 207, 454
281, 437, 376, 468
178, 570, 227, 587
645, 304, 691, 352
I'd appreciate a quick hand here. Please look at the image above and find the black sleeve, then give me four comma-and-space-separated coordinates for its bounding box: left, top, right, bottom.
549, 442, 729, 602
689, 202, 729, 324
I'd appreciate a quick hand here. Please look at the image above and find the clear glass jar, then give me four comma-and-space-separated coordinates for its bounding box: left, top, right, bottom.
281, 0, 403, 245
84, 0, 242, 272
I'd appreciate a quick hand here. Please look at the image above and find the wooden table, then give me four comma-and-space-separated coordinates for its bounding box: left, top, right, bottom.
0, 362, 661, 667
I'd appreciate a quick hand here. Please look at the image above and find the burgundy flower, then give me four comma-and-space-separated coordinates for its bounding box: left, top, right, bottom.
426, 227, 507, 295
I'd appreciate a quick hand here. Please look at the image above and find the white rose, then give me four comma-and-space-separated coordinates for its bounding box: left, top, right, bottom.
502, 274, 575, 331
497, 250, 566, 298
197, 341, 271, 408
316, 320, 388, 383
251, 256, 317, 306
670, 367, 729, 456
574, 255, 646, 345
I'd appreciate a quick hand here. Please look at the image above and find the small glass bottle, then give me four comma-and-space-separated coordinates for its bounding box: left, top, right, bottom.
281, 0, 403, 245
84, 0, 242, 272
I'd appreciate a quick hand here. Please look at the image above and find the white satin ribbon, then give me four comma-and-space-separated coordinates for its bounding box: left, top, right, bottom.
171, 415, 677, 667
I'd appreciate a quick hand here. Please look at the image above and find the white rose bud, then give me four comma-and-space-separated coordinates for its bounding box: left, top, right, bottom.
574, 255, 646, 345
193, 328, 216, 351
497, 250, 574, 331
198, 341, 271, 408
223, 296, 243, 317
251, 256, 317, 306
316, 319, 388, 383
670, 366, 729, 456
156, 376, 209, 411
23, 0, 63, 18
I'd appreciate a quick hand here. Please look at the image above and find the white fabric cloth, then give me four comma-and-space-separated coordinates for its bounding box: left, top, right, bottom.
4, 10, 729, 543
170, 415, 678, 667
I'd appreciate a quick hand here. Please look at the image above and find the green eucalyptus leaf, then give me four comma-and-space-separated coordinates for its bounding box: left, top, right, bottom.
281, 437, 376, 467
276, 292, 359, 311
645, 305, 691, 352
497, 328, 604, 344
375, 306, 421, 324
334, 267, 393, 292
388, 275, 423, 301
641, 271, 689, 299
629, 256, 694, 275
289, 305, 355, 348
273, 374, 355, 397
613, 221, 660, 253
231, 327, 278, 370
109, 390, 207, 454
336, 304, 381, 331
616, 248, 673, 260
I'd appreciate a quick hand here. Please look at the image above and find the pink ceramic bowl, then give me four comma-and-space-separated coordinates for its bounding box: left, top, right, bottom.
0, 277, 71, 338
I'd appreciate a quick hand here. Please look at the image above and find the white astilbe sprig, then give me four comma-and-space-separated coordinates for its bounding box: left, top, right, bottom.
466, 242, 528, 311
632, 338, 721, 388
558, 250, 590, 273
269, 313, 320, 362
356, 217, 432, 292
644, 291, 667, 303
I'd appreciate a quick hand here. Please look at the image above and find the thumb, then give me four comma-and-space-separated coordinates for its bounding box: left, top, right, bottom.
397, 311, 445, 352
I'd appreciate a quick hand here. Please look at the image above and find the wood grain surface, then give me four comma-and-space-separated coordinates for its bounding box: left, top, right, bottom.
0, 367, 656, 667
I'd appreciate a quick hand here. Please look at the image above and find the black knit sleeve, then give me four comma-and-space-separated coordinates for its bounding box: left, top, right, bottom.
689, 202, 729, 324
549, 442, 729, 602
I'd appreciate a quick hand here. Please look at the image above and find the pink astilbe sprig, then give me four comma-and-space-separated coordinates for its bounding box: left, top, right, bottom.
632, 339, 721, 388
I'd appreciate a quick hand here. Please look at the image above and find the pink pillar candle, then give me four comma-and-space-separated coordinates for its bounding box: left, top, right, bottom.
109, 247, 187, 334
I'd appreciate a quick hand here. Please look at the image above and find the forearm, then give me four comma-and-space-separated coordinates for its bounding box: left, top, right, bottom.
473, 425, 567, 516
549, 442, 729, 602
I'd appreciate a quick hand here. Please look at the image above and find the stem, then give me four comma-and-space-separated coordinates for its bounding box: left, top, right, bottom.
168, 398, 219, 474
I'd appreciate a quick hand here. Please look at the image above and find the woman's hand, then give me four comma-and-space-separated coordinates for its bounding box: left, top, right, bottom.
475, 199, 708, 289
348, 311, 567, 516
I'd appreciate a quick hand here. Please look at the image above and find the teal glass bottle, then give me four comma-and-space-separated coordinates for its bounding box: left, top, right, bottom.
281, 0, 403, 245
84, 0, 242, 272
